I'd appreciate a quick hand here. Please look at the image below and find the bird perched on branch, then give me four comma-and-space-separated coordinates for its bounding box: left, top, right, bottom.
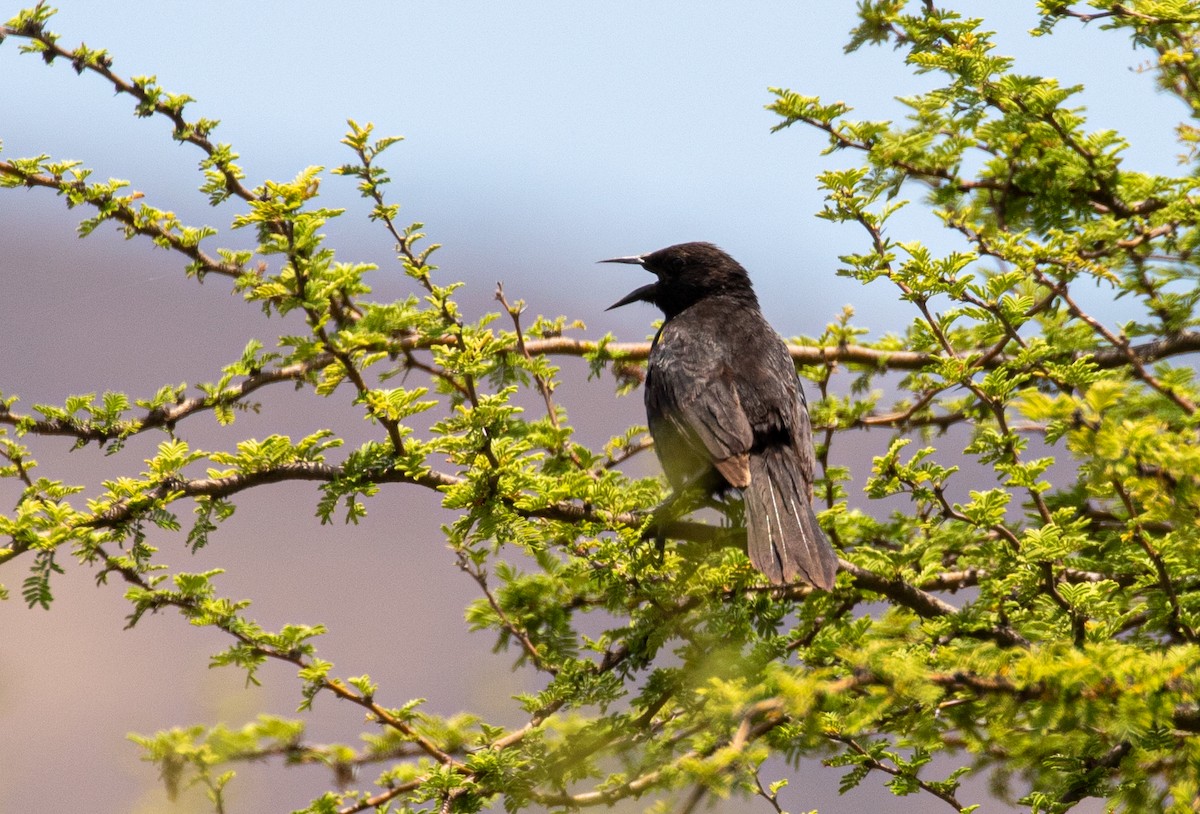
603, 242, 838, 589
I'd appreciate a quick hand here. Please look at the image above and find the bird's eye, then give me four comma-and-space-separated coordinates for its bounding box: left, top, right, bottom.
660, 255, 685, 276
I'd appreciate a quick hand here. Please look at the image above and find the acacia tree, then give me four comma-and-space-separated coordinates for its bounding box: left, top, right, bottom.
3, 2, 1200, 812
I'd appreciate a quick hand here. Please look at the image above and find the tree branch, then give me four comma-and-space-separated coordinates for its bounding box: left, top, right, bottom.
0, 15, 257, 203
0, 160, 243, 277
826, 733, 970, 812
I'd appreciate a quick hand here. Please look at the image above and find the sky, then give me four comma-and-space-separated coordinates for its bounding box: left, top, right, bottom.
0, 2, 1186, 812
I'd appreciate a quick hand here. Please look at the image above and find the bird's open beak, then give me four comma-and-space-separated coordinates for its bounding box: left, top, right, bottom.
598, 255, 646, 266
599, 254, 655, 310
606, 282, 658, 311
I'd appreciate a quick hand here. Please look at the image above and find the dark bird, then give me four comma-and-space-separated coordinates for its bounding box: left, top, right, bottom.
603, 242, 838, 589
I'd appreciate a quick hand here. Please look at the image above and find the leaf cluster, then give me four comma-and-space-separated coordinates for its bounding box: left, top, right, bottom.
4, 3, 1200, 814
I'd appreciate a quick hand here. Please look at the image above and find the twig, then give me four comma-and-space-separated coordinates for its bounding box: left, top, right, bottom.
826, 733, 969, 812
1113, 479, 1197, 643
456, 553, 557, 675
604, 434, 654, 468
0, 17, 257, 202
96, 542, 461, 768
495, 282, 585, 468
751, 769, 786, 814
0, 161, 242, 278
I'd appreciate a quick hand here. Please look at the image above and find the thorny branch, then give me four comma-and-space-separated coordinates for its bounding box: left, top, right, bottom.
0, 160, 244, 278
456, 552, 557, 675
1113, 479, 1197, 644
4, 6, 1200, 811
825, 733, 968, 813
5, 447, 1038, 645
7, 322, 1200, 448
495, 282, 586, 468
96, 538, 462, 768
0, 13, 258, 204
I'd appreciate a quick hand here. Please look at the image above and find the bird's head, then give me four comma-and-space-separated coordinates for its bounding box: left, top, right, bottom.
601, 242, 756, 319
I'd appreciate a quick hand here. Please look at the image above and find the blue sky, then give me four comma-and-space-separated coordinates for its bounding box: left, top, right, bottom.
2, 3, 1183, 342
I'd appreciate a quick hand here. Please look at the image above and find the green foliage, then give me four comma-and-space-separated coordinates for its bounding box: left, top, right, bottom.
4, 2, 1200, 813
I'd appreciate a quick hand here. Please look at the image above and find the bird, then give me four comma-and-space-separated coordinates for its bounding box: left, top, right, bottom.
602, 242, 838, 589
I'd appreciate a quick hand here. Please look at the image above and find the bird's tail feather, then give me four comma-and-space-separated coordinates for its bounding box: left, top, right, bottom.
745, 447, 838, 589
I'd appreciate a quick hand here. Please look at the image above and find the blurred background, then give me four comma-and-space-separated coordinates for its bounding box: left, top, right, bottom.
0, 2, 1183, 811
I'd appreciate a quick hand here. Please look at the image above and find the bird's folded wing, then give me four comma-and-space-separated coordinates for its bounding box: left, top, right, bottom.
673, 382, 753, 488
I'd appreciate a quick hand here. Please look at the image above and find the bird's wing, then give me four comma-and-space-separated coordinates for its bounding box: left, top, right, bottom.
673, 381, 753, 488
738, 331, 819, 501
647, 323, 754, 488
